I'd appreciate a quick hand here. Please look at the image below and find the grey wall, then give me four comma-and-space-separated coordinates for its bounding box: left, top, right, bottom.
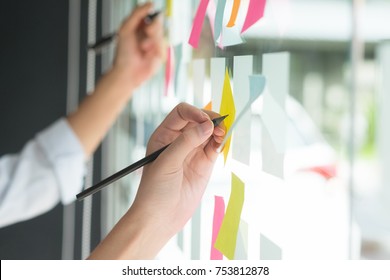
0, 0, 69, 259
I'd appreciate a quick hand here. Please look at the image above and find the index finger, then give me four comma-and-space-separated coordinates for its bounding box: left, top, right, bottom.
161, 102, 210, 132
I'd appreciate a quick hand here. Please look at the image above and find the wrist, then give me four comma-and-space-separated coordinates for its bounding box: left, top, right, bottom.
106, 66, 137, 95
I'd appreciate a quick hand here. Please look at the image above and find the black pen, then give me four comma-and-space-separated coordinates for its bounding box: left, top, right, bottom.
76, 115, 228, 201
88, 11, 161, 53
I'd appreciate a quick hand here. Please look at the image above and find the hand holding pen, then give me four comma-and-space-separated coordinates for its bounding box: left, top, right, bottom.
104, 3, 165, 90
88, 103, 227, 259
88, 11, 161, 53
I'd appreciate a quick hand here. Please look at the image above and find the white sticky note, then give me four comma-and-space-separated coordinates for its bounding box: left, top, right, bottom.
261, 52, 289, 154
261, 90, 287, 154
262, 52, 290, 107
260, 233, 282, 260
234, 220, 249, 260
193, 59, 205, 107
262, 120, 284, 178
232, 56, 253, 165
211, 57, 226, 111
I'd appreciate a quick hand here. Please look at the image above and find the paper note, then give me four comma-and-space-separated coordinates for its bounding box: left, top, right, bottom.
234, 220, 248, 259
232, 56, 253, 165
222, 74, 266, 148
218, 25, 244, 47
241, 0, 267, 33
193, 59, 205, 107
261, 52, 289, 154
260, 233, 282, 260
191, 206, 201, 259
165, 46, 174, 97
166, 0, 173, 17
214, 173, 245, 260
173, 44, 183, 95
262, 120, 284, 178
219, 68, 236, 164
226, 0, 241, 27
204, 101, 212, 111
211, 58, 225, 111
188, 0, 210, 48
210, 196, 225, 260
206, 0, 216, 38
214, 0, 227, 46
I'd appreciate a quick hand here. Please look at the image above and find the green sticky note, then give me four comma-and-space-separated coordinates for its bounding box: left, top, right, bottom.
214, 173, 245, 259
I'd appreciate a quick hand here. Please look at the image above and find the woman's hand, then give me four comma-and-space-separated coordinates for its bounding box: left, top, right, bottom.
88, 103, 225, 259
113, 3, 165, 89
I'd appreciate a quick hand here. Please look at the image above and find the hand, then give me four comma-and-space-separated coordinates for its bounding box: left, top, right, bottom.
130, 103, 226, 240
87, 103, 225, 259
113, 3, 165, 89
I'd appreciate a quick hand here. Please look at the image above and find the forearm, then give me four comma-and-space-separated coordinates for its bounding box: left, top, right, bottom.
67, 68, 135, 157
88, 207, 170, 259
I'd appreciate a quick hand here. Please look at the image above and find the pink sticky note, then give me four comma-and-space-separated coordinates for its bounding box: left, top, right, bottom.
188, 0, 210, 48
241, 0, 267, 33
206, 0, 216, 38
164, 46, 174, 96
210, 196, 225, 260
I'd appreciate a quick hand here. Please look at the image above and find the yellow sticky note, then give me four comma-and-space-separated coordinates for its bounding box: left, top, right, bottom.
219, 68, 236, 164
166, 0, 172, 17
214, 173, 245, 260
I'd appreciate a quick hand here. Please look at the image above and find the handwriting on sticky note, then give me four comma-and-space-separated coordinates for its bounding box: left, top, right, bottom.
210, 196, 225, 260
214, 173, 245, 260
219, 68, 236, 164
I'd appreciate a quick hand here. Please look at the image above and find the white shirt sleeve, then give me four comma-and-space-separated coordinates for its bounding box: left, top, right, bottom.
0, 118, 86, 228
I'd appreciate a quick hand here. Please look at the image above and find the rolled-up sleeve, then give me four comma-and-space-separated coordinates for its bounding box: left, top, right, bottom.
0, 118, 86, 228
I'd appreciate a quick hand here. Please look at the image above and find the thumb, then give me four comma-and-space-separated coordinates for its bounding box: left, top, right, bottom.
160, 120, 214, 167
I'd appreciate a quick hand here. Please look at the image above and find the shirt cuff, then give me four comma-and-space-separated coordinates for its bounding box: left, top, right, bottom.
36, 118, 86, 204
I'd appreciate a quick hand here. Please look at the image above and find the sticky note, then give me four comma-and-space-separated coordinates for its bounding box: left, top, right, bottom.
226, 0, 241, 27
214, 173, 245, 260
221, 74, 266, 149
214, 0, 227, 45
206, 0, 216, 38
261, 52, 289, 154
166, 0, 173, 17
260, 233, 282, 260
210, 196, 225, 260
188, 0, 210, 48
211, 58, 225, 111
204, 101, 212, 111
234, 220, 249, 259
218, 25, 244, 47
262, 120, 284, 178
241, 0, 267, 33
193, 59, 205, 107
219, 68, 236, 164
232, 56, 253, 165
164, 46, 174, 96
173, 44, 183, 95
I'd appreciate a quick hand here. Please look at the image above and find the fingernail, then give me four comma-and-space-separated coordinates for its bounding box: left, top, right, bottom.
198, 120, 213, 136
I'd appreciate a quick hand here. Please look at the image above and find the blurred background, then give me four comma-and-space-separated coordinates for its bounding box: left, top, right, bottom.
1, 0, 390, 260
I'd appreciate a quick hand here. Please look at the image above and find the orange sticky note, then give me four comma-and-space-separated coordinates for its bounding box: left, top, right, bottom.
204, 101, 212, 111
219, 68, 235, 164
226, 0, 241, 27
